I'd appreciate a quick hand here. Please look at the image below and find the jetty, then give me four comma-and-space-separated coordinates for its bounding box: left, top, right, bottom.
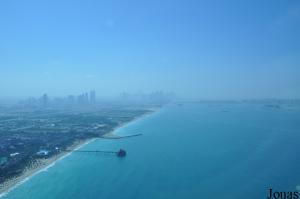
64, 149, 127, 157
101, 133, 143, 139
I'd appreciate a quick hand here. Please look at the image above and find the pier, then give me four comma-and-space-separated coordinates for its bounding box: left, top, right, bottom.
101, 133, 143, 139
64, 149, 127, 157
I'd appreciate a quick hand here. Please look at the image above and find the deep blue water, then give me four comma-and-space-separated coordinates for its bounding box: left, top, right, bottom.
2, 103, 300, 199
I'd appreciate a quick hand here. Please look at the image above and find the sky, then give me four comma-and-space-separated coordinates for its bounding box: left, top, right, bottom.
0, 0, 300, 99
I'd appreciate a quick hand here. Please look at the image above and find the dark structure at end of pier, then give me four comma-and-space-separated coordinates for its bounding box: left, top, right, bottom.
117, 149, 126, 157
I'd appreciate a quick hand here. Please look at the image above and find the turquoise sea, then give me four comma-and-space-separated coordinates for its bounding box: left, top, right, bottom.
2, 103, 300, 199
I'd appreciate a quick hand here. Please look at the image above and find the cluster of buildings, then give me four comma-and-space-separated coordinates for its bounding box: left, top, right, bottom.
20, 90, 97, 108
73, 90, 96, 105
15, 90, 176, 109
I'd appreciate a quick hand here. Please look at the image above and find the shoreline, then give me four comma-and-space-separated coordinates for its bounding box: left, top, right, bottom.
0, 138, 96, 198
101, 110, 154, 139
0, 109, 157, 197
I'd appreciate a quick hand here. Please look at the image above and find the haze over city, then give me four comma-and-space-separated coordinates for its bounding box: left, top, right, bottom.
1, 0, 300, 100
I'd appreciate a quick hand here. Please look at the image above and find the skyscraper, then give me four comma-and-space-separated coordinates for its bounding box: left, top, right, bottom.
84, 92, 89, 104
90, 90, 96, 104
41, 94, 49, 107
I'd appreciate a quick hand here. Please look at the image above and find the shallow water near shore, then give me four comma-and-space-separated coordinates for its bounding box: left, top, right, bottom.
2, 103, 300, 199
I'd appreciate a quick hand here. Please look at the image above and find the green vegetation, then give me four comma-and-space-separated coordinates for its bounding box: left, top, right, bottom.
0, 107, 151, 183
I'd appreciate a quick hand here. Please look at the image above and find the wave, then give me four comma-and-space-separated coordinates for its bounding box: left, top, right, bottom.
0, 138, 97, 198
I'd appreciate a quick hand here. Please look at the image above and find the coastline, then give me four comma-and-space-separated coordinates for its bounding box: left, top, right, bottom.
0, 109, 157, 197
0, 138, 95, 198
101, 111, 154, 139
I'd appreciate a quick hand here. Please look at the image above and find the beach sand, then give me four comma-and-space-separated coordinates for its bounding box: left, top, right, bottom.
0, 109, 156, 197
101, 111, 154, 139
0, 138, 95, 197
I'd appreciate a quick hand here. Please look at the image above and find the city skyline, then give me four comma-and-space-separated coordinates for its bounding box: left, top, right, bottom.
1, 0, 300, 99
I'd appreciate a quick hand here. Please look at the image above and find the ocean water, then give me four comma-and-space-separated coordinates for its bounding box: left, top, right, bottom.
2, 103, 300, 199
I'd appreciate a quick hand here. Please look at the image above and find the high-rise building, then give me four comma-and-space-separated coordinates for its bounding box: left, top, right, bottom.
90, 90, 96, 104
77, 94, 85, 104
41, 94, 49, 107
84, 92, 89, 103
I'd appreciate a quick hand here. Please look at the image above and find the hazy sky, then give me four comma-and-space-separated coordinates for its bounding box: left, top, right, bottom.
0, 0, 299, 99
